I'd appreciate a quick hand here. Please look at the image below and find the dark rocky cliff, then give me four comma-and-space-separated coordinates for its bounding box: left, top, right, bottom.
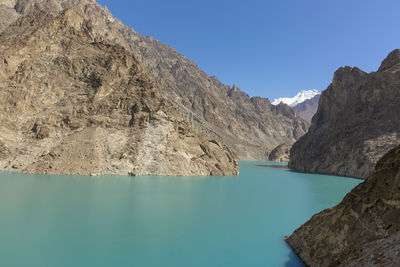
289, 50, 400, 178
286, 144, 400, 266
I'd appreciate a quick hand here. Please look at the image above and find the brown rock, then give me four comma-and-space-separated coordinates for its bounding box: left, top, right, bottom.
0, 0, 309, 161
0, 9, 238, 176
0, 2, 19, 33
286, 145, 400, 266
268, 143, 291, 162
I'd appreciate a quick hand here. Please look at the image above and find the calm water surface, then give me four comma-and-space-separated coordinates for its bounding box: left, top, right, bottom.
0, 161, 361, 267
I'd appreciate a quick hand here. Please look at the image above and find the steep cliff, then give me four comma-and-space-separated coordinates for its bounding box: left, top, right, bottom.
286, 145, 400, 266
289, 50, 400, 178
0, 0, 309, 160
0, 8, 238, 176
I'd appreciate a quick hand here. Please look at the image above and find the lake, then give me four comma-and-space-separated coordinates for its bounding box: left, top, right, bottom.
0, 161, 361, 267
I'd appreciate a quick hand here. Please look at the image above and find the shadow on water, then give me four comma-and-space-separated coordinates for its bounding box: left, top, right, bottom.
285, 168, 364, 180
284, 252, 305, 266
283, 242, 305, 267
255, 164, 289, 169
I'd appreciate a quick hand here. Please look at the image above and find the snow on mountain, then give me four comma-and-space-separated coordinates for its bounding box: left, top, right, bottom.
271, 89, 320, 107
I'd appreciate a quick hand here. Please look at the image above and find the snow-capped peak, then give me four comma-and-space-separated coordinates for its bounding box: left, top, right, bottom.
271, 89, 320, 107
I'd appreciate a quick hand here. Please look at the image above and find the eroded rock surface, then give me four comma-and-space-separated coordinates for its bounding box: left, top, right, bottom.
0, 1, 19, 33
0, 8, 238, 176
286, 145, 400, 266
290, 50, 400, 178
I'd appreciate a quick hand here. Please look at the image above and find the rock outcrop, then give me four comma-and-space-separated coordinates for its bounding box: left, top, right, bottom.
268, 143, 291, 162
0, 1, 19, 33
0, 8, 238, 176
293, 94, 320, 122
286, 145, 400, 266
0, 0, 309, 161
289, 50, 400, 178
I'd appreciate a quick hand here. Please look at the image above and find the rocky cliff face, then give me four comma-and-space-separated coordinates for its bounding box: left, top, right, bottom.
268, 143, 291, 162
0, 8, 238, 176
286, 145, 400, 266
293, 94, 320, 122
289, 50, 400, 178
0, 0, 309, 161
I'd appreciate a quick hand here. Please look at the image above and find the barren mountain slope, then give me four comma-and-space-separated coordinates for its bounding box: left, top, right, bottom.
0, 8, 238, 176
0, 0, 309, 160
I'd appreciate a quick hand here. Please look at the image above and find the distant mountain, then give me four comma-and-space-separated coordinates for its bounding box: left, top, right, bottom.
272, 89, 320, 107
0, 0, 309, 161
290, 50, 400, 178
292, 94, 320, 122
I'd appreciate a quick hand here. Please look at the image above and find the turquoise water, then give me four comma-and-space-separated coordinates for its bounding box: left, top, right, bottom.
0, 161, 361, 267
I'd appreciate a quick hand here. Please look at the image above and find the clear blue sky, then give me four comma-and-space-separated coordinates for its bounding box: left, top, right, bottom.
97, 0, 400, 100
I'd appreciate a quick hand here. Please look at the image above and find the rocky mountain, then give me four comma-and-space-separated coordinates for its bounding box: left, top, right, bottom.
0, 7, 238, 176
293, 94, 320, 122
0, 0, 309, 161
267, 143, 291, 162
286, 144, 400, 266
289, 50, 400, 178
272, 89, 320, 107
